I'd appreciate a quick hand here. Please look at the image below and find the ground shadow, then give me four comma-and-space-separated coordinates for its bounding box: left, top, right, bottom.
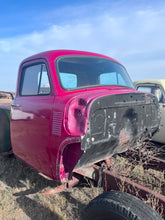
0, 155, 87, 220
16, 196, 62, 220
0, 155, 59, 193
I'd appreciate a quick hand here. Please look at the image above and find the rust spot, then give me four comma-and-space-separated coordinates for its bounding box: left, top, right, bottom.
119, 128, 131, 146
105, 158, 112, 168
145, 93, 152, 104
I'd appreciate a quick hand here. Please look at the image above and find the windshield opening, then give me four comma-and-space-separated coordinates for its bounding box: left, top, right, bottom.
56, 56, 134, 90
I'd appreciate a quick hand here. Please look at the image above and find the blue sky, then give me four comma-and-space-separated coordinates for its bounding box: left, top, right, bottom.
1, 0, 165, 91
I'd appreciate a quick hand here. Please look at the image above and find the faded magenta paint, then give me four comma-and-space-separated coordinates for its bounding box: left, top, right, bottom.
10, 50, 160, 183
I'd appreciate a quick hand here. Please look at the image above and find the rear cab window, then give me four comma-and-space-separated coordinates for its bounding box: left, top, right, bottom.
20, 63, 51, 96
99, 72, 127, 86
56, 56, 134, 90
137, 85, 164, 103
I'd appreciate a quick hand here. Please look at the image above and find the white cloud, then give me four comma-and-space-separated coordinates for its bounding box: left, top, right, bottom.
1, 2, 165, 91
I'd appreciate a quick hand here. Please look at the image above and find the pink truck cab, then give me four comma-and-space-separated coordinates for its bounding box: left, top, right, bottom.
2, 50, 159, 184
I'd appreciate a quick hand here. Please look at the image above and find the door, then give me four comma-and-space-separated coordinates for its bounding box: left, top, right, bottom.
11, 62, 54, 177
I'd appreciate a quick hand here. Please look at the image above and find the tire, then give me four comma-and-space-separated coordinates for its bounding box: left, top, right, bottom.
80, 191, 163, 220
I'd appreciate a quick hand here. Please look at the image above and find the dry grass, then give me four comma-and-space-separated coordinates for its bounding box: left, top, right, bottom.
0, 155, 102, 220
110, 143, 165, 217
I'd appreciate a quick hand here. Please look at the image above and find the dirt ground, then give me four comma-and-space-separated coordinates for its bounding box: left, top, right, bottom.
0, 143, 164, 220
0, 155, 102, 220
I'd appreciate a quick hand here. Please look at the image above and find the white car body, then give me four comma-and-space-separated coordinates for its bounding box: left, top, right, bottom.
134, 79, 165, 144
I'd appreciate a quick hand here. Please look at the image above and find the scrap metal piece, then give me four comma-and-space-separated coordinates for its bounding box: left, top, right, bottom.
75, 163, 165, 216
42, 175, 80, 195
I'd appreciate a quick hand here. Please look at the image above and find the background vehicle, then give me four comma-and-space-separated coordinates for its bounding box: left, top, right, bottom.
134, 79, 165, 144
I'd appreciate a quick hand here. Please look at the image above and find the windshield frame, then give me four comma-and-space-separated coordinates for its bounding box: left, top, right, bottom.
55, 55, 134, 91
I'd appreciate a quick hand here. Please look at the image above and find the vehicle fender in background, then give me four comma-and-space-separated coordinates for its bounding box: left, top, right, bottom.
0, 106, 12, 153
